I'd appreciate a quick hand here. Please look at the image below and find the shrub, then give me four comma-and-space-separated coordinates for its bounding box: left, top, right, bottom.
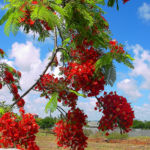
132, 120, 145, 129
39, 117, 56, 129
106, 132, 128, 140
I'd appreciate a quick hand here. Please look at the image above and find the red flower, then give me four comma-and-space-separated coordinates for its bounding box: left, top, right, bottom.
123, 0, 129, 4
32, 1, 38, 4
4, 70, 14, 83
0, 48, 4, 55
29, 19, 35, 25
105, 132, 109, 136
109, 40, 117, 46
17, 99, 25, 107
0, 83, 2, 89
17, 71, 21, 78
11, 83, 18, 94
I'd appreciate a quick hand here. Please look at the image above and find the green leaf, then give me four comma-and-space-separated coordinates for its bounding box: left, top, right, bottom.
6, 65, 14, 72
69, 89, 87, 98
95, 53, 113, 73
0, 107, 5, 114
107, 0, 115, 7
45, 92, 58, 114
125, 54, 135, 61
55, 0, 62, 5
62, 37, 70, 48
101, 63, 116, 87
0, 8, 15, 26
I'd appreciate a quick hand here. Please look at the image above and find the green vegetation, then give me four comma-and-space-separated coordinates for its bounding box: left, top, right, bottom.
35, 117, 57, 129
106, 132, 128, 140
0, 101, 14, 118
132, 120, 150, 129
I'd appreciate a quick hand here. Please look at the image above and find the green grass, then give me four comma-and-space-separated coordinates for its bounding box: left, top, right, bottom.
106, 132, 129, 140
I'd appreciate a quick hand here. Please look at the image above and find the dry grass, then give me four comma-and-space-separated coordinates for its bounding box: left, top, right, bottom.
35, 129, 150, 150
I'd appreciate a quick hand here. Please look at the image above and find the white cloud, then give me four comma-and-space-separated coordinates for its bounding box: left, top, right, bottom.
138, 3, 150, 21
133, 104, 150, 121
77, 97, 102, 121
10, 41, 41, 71
0, 59, 14, 67
117, 78, 142, 101
0, 86, 13, 104
127, 44, 150, 89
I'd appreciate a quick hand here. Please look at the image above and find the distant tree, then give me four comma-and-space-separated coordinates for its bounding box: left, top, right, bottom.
132, 120, 145, 129
144, 121, 150, 129
40, 116, 56, 129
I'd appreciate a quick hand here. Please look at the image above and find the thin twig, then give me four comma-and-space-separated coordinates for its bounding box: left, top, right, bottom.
95, 95, 105, 109
57, 105, 67, 114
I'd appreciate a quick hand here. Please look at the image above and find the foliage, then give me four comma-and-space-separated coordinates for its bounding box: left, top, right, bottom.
0, 101, 13, 118
45, 92, 58, 113
132, 120, 150, 129
37, 117, 57, 129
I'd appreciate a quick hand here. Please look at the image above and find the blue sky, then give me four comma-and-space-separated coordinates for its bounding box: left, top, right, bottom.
0, 1, 150, 121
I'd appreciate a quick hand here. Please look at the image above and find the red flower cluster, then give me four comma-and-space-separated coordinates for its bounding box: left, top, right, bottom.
0, 48, 4, 56
95, 91, 135, 135
35, 74, 78, 108
39, 19, 52, 31
58, 90, 78, 109
4, 70, 15, 83
31, 1, 38, 5
0, 65, 39, 148
0, 107, 39, 150
10, 82, 24, 108
109, 40, 125, 54
35, 74, 69, 94
19, 9, 35, 26
53, 108, 88, 150
19, 1, 52, 30
63, 38, 105, 97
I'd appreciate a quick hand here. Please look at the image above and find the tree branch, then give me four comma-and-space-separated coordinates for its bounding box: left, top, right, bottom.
95, 95, 105, 109
54, 26, 58, 50
10, 47, 62, 108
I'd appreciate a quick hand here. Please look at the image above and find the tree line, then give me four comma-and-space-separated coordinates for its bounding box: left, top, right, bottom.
132, 120, 150, 129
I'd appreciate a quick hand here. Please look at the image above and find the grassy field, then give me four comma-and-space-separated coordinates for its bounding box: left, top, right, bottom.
35, 129, 150, 150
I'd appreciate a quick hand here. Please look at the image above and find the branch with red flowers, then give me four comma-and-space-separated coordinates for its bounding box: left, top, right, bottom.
38, 78, 67, 118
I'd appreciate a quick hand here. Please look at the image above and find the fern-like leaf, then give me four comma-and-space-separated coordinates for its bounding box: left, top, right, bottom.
101, 63, 116, 87
0, 8, 15, 25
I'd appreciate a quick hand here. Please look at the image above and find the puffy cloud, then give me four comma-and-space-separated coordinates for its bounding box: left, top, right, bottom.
117, 78, 142, 101
128, 44, 150, 89
10, 41, 41, 71
133, 104, 150, 121
117, 43, 150, 104
138, 3, 150, 21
